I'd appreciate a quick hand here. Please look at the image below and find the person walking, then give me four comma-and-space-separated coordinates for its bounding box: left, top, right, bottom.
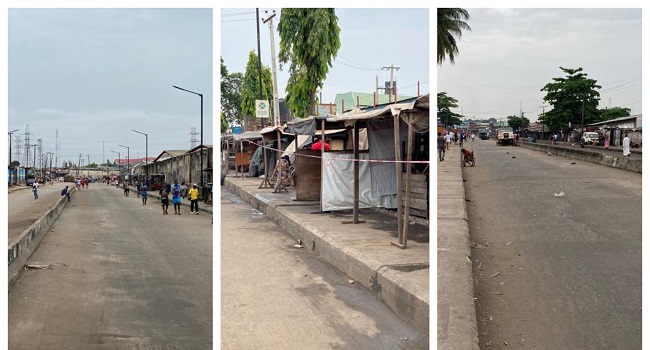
32, 181, 39, 199
172, 180, 182, 215
622, 134, 631, 157
471, 133, 475, 142
160, 186, 170, 215
445, 132, 451, 150
135, 181, 141, 198
437, 132, 446, 161
123, 182, 130, 197
140, 184, 148, 205
189, 183, 200, 215
604, 136, 610, 150
180, 181, 189, 199
61, 185, 71, 202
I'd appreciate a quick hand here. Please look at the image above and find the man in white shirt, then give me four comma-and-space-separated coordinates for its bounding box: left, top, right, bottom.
445, 132, 452, 150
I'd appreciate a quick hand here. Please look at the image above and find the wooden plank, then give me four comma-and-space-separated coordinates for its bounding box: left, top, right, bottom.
401, 197, 428, 210
408, 208, 429, 219
402, 191, 427, 200
402, 186, 428, 195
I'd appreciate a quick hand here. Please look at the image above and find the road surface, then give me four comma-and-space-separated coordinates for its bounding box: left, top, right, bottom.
8, 183, 68, 245
221, 188, 428, 350
8, 184, 213, 349
462, 139, 641, 349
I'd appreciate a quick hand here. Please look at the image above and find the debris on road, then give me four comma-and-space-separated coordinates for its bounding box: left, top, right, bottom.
490, 271, 502, 278
506, 241, 513, 245
25, 264, 52, 270
471, 242, 486, 249
512, 156, 516, 158
499, 281, 506, 286
491, 292, 504, 295
571, 162, 576, 164
348, 279, 355, 284
554, 191, 565, 197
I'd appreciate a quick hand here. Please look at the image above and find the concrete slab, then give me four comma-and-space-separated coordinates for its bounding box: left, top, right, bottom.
223, 174, 430, 337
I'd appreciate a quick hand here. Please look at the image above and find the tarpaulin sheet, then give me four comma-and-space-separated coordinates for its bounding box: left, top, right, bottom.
321, 152, 381, 211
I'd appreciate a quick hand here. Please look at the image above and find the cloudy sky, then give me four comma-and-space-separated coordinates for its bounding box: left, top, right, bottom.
437, 8, 642, 124
221, 8, 430, 108
8, 8, 213, 167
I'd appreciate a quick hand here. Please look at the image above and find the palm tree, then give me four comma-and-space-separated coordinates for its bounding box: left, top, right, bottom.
437, 8, 471, 65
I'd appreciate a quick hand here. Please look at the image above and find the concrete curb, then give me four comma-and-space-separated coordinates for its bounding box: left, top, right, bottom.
437, 147, 480, 350
8, 187, 77, 289
518, 142, 642, 173
223, 178, 429, 335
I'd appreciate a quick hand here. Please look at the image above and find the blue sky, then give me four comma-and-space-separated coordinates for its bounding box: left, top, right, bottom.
8, 8, 213, 166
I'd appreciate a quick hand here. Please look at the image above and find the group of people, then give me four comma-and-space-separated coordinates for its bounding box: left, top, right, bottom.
158, 181, 201, 215
75, 177, 91, 190
437, 131, 474, 162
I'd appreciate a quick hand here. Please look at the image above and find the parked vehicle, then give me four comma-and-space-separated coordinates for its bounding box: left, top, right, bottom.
496, 127, 515, 146
582, 132, 600, 145
479, 129, 489, 140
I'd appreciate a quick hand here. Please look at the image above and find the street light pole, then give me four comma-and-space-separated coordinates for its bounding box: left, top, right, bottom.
8, 129, 18, 185
118, 144, 130, 182
132, 129, 148, 185
111, 150, 121, 178
172, 85, 204, 186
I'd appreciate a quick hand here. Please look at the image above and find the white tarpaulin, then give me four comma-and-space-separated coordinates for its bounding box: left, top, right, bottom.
321, 152, 381, 211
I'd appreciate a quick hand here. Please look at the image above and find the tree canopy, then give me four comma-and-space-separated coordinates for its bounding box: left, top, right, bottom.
240, 51, 274, 125
598, 106, 631, 122
221, 57, 244, 126
278, 8, 341, 117
540, 67, 601, 131
437, 8, 471, 65
507, 115, 530, 131
437, 92, 464, 127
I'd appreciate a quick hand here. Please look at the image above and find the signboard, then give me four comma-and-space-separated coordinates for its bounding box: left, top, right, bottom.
255, 100, 270, 119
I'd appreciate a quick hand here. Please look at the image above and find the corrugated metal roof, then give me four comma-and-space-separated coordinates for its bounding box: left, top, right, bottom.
334, 92, 416, 115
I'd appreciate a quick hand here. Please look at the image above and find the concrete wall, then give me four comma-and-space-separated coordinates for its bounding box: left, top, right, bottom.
148, 148, 213, 185
8, 187, 77, 289
519, 142, 642, 173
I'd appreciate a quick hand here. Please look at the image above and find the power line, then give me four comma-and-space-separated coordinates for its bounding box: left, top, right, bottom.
221, 11, 256, 17
222, 18, 256, 23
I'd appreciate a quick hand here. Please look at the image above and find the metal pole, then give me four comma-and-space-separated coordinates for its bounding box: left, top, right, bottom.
256, 8, 263, 131
320, 119, 325, 212
263, 12, 280, 126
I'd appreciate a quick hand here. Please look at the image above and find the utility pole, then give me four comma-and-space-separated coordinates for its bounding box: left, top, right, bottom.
255, 8, 263, 131
539, 105, 548, 134
78, 153, 82, 176
263, 10, 281, 124
381, 64, 400, 103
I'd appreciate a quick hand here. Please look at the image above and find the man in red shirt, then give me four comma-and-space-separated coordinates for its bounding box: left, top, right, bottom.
311, 137, 331, 151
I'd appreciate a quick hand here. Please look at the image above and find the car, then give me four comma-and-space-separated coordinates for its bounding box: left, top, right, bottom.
582, 132, 600, 145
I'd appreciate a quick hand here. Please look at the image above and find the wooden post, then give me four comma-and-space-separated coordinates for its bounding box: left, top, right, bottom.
392, 114, 404, 249
401, 114, 414, 248
240, 141, 244, 180
353, 122, 360, 224
320, 118, 326, 212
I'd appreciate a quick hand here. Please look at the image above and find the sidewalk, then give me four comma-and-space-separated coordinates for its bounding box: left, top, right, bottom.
437, 146, 480, 349
223, 173, 429, 336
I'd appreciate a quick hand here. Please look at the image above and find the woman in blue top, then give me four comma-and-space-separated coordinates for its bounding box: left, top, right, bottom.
172, 180, 182, 215
140, 185, 148, 205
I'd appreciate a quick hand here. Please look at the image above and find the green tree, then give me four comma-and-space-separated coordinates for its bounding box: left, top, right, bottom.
221, 57, 244, 125
507, 115, 530, 131
598, 107, 631, 122
278, 8, 341, 117
221, 112, 228, 134
88, 163, 98, 168
437, 8, 471, 65
437, 92, 463, 127
10, 160, 20, 167
540, 67, 601, 131
241, 51, 274, 125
